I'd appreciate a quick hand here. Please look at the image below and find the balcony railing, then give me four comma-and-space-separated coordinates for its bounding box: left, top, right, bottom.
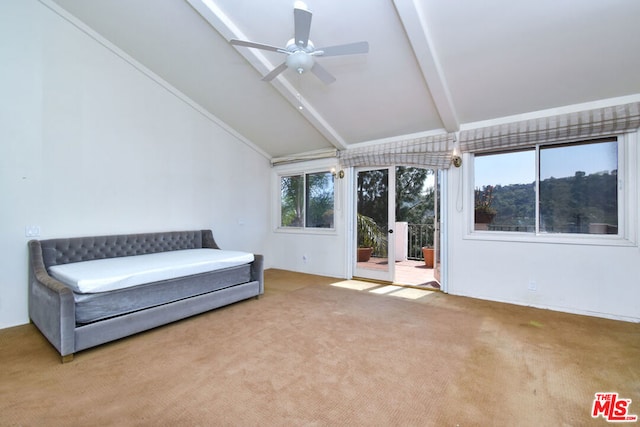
407, 223, 434, 260
365, 222, 435, 260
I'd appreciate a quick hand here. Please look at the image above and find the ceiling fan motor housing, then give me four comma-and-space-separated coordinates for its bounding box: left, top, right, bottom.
286, 50, 314, 74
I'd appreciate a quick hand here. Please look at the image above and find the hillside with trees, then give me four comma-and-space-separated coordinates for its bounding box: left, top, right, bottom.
479, 170, 617, 233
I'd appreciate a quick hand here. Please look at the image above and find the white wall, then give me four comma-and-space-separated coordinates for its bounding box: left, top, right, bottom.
0, 1, 271, 329
267, 159, 349, 279
445, 134, 640, 322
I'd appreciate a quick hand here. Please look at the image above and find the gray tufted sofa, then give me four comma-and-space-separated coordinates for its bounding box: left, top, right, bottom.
28, 230, 263, 362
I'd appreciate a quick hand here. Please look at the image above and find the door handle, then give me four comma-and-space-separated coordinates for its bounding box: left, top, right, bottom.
388, 229, 394, 234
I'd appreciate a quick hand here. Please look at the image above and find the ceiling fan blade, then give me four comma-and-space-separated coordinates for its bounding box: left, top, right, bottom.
311, 62, 336, 84
315, 41, 369, 57
294, 6, 312, 48
230, 39, 287, 54
262, 62, 289, 82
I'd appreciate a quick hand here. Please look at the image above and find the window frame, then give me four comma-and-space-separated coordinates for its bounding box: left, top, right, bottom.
464, 133, 637, 247
274, 162, 338, 235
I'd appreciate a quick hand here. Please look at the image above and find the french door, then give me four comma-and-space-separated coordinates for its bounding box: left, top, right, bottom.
353, 165, 443, 287
354, 167, 396, 282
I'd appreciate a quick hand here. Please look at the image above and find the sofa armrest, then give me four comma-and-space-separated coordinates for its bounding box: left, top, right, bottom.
201, 229, 221, 249
251, 254, 264, 295
28, 240, 76, 357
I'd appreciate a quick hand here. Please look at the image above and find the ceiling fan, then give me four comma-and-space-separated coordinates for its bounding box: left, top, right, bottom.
229, 1, 369, 84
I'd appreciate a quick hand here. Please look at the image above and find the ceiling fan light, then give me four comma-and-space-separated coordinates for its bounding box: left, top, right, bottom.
286, 51, 314, 74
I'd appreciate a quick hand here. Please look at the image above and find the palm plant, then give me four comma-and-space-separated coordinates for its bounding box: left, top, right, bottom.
357, 213, 387, 255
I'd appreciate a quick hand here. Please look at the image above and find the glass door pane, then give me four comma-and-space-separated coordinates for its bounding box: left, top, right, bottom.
354, 167, 394, 282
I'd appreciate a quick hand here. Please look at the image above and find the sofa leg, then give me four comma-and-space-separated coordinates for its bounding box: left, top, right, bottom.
61, 354, 74, 363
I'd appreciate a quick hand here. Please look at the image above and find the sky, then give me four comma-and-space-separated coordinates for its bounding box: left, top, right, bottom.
475, 141, 617, 187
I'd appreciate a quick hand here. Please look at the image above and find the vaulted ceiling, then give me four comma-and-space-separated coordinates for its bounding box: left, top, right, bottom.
49, 0, 640, 159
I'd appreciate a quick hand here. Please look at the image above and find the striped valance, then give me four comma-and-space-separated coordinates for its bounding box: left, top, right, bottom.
459, 102, 640, 153
339, 133, 456, 169
271, 148, 338, 166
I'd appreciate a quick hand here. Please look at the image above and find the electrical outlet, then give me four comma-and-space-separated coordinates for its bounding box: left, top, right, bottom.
528, 280, 537, 292
25, 225, 40, 237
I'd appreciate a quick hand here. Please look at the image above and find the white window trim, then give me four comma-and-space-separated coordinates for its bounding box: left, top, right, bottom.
463, 132, 638, 247
272, 158, 340, 235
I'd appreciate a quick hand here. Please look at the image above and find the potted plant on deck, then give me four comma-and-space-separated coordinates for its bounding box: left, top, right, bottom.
419, 220, 435, 267
357, 213, 387, 262
421, 246, 434, 268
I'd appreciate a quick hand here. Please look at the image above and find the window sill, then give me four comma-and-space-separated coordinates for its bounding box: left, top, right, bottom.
274, 227, 338, 236
464, 229, 636, 247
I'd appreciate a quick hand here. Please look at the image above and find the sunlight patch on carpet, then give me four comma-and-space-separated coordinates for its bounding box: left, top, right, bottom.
389, 287, 435, 300
330, 280, 380, 291
330, 281, 434, 300
369, 285, 403, 294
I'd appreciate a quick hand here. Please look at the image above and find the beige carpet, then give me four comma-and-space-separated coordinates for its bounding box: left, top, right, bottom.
1, 269, 639, 426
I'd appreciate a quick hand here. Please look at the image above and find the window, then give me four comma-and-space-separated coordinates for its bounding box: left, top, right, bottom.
281, 175, 304, 227
474, 138, 619, 235
474, 150, 535, 231
539, 141, 618, 234
280, 171, 334, 229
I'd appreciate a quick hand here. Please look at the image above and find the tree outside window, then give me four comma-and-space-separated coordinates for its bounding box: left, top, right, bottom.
281, 172, 334, 229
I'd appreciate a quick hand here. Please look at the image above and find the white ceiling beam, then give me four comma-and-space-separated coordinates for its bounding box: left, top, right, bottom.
186, 0, 347, 150
393, 0, 459, 132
